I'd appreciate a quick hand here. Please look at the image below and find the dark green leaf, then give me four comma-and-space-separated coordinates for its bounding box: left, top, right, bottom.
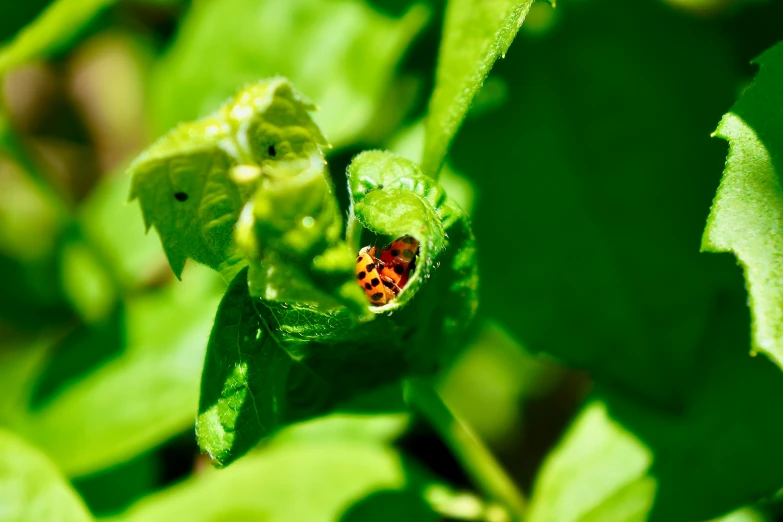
450, 0, 740, 407
421, 0, 535, 176
0, 428, 92, 522
196, 268, 334, 466
702, 42, 783, 367
528, 292, 783, 521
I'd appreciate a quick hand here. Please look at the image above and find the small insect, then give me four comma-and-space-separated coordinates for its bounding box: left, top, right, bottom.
355, 235, 419, 306
355, 247, 395, 306
379, 235, 419, 290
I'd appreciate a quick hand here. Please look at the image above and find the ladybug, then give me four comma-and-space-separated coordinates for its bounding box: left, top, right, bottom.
356, 246, 395, 305
379, 235, 419, 290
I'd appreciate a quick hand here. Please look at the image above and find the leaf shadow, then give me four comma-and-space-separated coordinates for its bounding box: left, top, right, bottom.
598, 283, 783, 521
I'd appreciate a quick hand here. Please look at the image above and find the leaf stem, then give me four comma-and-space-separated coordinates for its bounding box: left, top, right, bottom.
405, 378, 526, 522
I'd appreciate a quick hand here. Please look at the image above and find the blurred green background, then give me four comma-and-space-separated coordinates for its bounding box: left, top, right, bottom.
1, 0, 783, 520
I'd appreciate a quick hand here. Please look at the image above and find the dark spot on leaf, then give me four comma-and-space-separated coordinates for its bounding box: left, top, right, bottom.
366, 263, 375, 272
394, 265, 405, 275
268, 144, 276, 156
365, 283, 372, 290
391, 249, 400, 257
371, 292, 383, 301
357, 271, 366, 280
371, 278, 380, 287
174, 192, 188, 202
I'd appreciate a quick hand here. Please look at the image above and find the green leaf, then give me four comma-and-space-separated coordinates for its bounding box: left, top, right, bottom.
0, 0, 113, 75
150, 0, 428, 149
0, 428, 92, 522
527, 293, 783, 521
114, 437, 443, 522
421, 0, 535, 176
196, 268, 335, 466
129, 78, 328, 280
0, 265, 224, 477
78, 171, 169, 291
448, 0, 741, 407
702, 42, 783, 367
347, 150, 477, 319
196, 151, 479, 464
236, 151, 367, 314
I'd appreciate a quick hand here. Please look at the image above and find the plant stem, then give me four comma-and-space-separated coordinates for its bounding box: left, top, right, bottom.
405, 378, 527, 522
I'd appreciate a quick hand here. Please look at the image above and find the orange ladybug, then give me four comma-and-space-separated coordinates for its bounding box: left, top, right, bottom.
356, 247, 395, 305
379, 235, 419, 290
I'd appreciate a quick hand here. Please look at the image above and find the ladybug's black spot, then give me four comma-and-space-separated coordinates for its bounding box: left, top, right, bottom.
357, 256, 363, 262
402, 249, 415, 259
365, 283, 372, 290
371, 278, 380, 287
371, 292, 384, 301
401, 236, 415, 244
365, 263, 375, 272
174, 192, 188, 202
357, 271, 366, 280
268, 145, 276, 157
394, 265, 405, 275
383, 280, 394, 288
390, 249, 400, 257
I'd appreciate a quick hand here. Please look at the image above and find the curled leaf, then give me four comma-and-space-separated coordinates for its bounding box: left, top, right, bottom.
348, 150, 477, 320
235, 152, 367, 314
129, 78, 328, 280
196, 151, 479, 465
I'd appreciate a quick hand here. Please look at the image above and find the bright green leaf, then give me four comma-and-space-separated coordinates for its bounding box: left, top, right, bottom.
527, 401, 654, 522
421, 0, 534, 176
702, 42, 783, 367
0, 428, 92, 522
113, 438, 442, 522
78, 172, 169, 291
129, 78, 328, 280
0, 0, 113, 75
236, 151, 367, 314
0, 265, 224, 477
150, 0, 428, 148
